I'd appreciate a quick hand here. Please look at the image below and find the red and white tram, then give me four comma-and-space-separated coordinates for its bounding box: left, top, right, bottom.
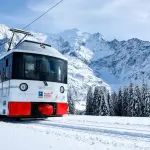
0, 29, 68, 118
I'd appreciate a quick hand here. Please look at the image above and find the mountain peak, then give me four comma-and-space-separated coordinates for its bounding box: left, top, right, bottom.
92, 32, 107, 41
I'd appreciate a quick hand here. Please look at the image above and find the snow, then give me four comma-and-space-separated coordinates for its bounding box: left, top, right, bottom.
67, 56, 111, 101
1, 116, 150, 150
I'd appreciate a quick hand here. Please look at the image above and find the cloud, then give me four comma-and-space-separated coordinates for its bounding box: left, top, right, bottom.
27, 0, 111, 33
25, 0, 150, 40
100, 0, 150, 21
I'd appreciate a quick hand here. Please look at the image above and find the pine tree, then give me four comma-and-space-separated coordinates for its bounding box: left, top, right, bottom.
128, 83, 134, 116
112, 89, 122, 116
145, 88, 150, 116
122, 86, 129, 116
141, 81, 148, 116
131, 85, 142, 117
106, 92, 111, 116
117, 88, 123, 116
67, 91, 75, 114
88, 86, 110, 116
99, 91, 109, 116
110, 92, 117, 116
92, 87, 100, 115
85, 86, 94, 115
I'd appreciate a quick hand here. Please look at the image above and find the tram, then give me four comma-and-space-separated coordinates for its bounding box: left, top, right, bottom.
0, 28, 68, 118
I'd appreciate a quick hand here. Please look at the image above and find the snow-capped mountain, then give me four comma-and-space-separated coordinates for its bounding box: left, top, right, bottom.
47, 29, 150, 91
91, 38, 150, 90
47, 28, 114, 63
0, 25, 110, 101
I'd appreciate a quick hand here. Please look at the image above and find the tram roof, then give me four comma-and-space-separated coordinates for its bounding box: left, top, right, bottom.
0, 40, 67, 61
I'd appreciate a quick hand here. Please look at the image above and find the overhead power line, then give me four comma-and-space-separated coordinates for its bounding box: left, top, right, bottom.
23, 0, 64, 30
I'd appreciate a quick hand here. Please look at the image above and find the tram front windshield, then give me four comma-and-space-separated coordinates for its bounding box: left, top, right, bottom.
12, 52, 67, 84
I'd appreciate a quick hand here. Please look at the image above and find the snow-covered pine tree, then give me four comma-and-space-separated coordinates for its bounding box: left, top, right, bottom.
85, 86, 94, 115
131, 85, 142, 117
67, 91, 75, 114
99, 92, 109, 116
145, 88, 150, 116
122, 86, 129, 116
112, 88, 122, 116
98, 86, 109, 116
110, 91, 117, 116
117, 88, 123, 116
141, 81, 148, 116
128, 83, 134, 116
106, 92, 111, 115
92, 86, 100, 115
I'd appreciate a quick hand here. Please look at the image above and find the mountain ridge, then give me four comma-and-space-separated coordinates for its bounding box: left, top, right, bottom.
47, 28, 150, 91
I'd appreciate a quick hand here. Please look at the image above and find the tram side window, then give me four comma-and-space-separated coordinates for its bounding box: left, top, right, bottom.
4, 56, 12, 81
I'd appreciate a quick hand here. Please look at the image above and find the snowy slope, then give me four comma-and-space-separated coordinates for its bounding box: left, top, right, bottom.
91, 38, 150, 89
1, 116, 150, 150
0, 25, 111, 102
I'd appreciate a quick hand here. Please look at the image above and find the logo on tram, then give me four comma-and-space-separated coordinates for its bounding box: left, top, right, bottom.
38, 91, 53, 98
44, 92, 53, 98
38, 91, 43, 98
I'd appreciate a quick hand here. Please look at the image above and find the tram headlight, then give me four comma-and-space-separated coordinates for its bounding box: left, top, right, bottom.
60, 86, 65, 93
19, 83, 28, 91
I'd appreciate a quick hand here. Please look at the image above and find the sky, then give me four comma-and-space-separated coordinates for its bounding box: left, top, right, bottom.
1, 0, 150, 41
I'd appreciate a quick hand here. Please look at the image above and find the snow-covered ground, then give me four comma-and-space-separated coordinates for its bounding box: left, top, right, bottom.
1, 115, 150, 150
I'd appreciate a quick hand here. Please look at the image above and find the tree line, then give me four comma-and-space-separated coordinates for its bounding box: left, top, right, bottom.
85, 82, 150, 117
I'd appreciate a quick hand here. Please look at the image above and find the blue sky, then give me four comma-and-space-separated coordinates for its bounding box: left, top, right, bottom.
0, 0, 150, 41
0, 0, 42, 29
